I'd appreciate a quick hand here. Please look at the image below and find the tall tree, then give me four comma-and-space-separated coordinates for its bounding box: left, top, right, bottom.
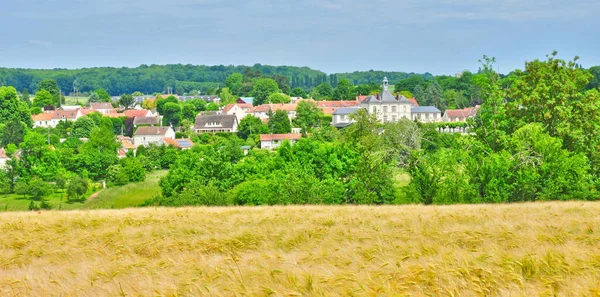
312, 83, 333, 99
290, 87, 308, 98
219, 87, 237, 105
424, 81, 443, 107
21, 88, 31, 106
37, 79, 60, 105
1, 119, 26, 146
95, 88, 111, 102
332, 79, 355, 100
33, 90, 54, 108
0, 86, 32, 127
294, 101, 323, 131
162, 102, 182, 128
88, 92, 100, 103
267, 93, 291, 104
271, 74, 291, 95
225, 73, 244, 95
250, 78, 280, 106
118, 94, 135, 110
237, 115, 269, 140
268, 110, 291, 134
72, 116, 97, 139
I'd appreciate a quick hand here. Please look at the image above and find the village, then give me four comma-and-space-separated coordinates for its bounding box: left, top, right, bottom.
27, 77, 479, 156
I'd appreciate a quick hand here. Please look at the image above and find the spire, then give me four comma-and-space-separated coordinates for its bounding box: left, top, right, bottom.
382, 77, 389, 92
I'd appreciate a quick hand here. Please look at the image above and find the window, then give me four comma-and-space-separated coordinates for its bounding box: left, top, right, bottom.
392, 106, 397, 113
383, 106, 388, 113
383, 115, 388, 122
372, 106, 377, 113
392, 115, 397, 122
403, 106, 407, 112
341, 115, 346, 121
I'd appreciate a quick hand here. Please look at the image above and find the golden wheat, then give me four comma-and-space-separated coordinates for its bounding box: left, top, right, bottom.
1, 202, 600, 296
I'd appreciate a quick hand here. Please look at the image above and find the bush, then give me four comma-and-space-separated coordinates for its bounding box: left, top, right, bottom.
67, 176, 89, 202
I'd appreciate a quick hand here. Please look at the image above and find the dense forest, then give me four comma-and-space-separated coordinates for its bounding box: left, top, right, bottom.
0, 64, 439, 96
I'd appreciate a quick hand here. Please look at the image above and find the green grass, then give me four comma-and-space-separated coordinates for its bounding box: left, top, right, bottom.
63, 96, 89, 106
82, 170, 167, 209
0, 190, 85, 211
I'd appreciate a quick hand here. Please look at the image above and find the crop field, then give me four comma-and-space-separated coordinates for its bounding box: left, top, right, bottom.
1, 202, 600, 296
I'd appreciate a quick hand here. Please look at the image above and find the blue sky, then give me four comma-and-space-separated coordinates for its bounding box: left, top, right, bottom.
1, 0, 598, 75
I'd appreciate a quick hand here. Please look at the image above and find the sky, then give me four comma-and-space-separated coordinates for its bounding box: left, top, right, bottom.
1, 0, 599, 75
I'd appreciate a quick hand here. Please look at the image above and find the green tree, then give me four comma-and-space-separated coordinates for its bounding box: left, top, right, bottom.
237, 115, 269, 140
271, 74, 291, 95
267, 93, 291, 103
95, 89, 111, 102
77, 127, 120, 179
312, 83, 333, 99
118, 94, 135, 110
71, 116, 97, 139
19, 132, 61, 180
37, 79, 60, 105
162, 102, 182, 128
21, 88, 31, 106
88, 92, 100, 103
1, 119, 26, 146
181, 103, 197, 122
294, 101, 323, 131
205, 102, 219, 111
0, 86, 32, 127
33, 90, 54, 108
395, 76, 426, 93
27, 177, 52, 201
290, 88, 308, 98
156, 95, 178, 114
413, 85, 425, 105
268, 110, 292, 134
250, 78, 280, 106
332, 79, 355, 100
67, 176, 88, 202
225, 73, 243, 95
219, 87, 237, 105
424, 81, 443, 107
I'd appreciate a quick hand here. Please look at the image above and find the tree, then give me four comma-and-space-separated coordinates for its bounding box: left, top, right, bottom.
142, 98, 157, 109
395, 76, 426, 93
205, 102, 219, 111
37, 79, 60, 105
27, 178, 52, 201
413, 85, 426, 105
238, 115, 269, 140
312, 83, 333, 99
268, 110, 291, 134
118, 94, 135, 110
21, 88, 31, 106
67, 176, 88, 202
77, 127, 120, 179
163, 102, 182, 128
132, 91, 144, 97
156, 95, 178, 114
250, 78, 280, 106
424, 81, 443, 107
219, 87, 237, 105
290, 88, 308, 98
332, 79, 355, 100
225, 73, 243, 95
19, 132, 61, 180
88, 92, 100, 103
267, 93, 291, 104
95, 89, 111, 102
272, 74, 291, 95
181, 103, 197, 122
33, 90, 54, 108
398, 90, 413, 98
0, 86, 32, 127
1, 119, 26, 146
71, 116, 97, 138
294, 101, 323, 131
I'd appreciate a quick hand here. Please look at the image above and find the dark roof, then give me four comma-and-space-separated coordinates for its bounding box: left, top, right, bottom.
134, 126, 172, 136
411, 106, 441, 113
332, 107, 360, 115
380, 90, 397, 103
133, 116, 161, 126
194, 114, 237, 130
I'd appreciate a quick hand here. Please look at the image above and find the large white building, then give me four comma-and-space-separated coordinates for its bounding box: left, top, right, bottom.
332, 77, 441, 126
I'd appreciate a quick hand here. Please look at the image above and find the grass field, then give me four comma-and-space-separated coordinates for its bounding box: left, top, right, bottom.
1, 202, 600, 296
63, 96, 89, 106
0, 190, 85, 211
83, 170, 166, 209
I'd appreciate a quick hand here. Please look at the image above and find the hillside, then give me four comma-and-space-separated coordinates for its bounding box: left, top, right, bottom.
1, 202, 600, 296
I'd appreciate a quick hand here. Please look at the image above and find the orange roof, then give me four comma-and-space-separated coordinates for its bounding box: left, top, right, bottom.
444, 106, 480, 118
223, 103, 253, 113
104, 113, 125, 118
315, 100, 359, 108
123, 109, 151, 118
259, 134, 302, 141
252, 103, 297, 113
121, 140, 136, 149
321, 107, 337, 115
90, 102, 113, 110
80, 108, 98, 116
357, 95, 369, 102
408, 98, 419, 106
32, 112, 53, 121
52, 109, 79, 120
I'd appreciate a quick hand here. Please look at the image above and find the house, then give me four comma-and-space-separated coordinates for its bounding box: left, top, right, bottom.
32, 112, 54, 128
260, 134, 302, 150
251, 104, 297, 121
89, 102, 114, 114
60, 105, 81, 111
332, 107, 359, 128
411, 106, 442, 122
194, 114, 238, 133
223, 103, 253, 122
360, 77, 441, 124
163, 138, 195, 150
133, 126, 175, 147
123, 109, 153, 118
133, 116, 161, 127
51, 109, 82, 127
442, 106, 480, 122
238, 97, 254, 105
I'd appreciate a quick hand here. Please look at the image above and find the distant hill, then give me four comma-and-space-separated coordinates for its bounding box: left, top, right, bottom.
0, 64, 428, 96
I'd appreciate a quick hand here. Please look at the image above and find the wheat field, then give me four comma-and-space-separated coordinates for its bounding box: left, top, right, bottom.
1, 202, 600, 296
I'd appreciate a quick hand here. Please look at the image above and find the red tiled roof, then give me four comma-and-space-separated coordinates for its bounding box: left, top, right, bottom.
90, 102, 113, 110
123, 109, 151, 118
259, 134, 302, 141
252, 104, 297, 113
80, 108, 98, 116
444, 106, 480, 119
32, 112, 53, 121
52, 109, 79, 120
321, 107, 337, 115
408, 98, 419, 106
134, 126, 172, 136
315, 100, 359, 108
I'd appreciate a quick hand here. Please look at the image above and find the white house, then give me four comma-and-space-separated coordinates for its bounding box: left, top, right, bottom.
133, 126, 175, 147
90, 102, 115, 114
32, 112, 54, 128
223, 103, 252, 122
260, 134, 302, 150
251, 104, 297, 121
194, 114, 238, 133
442, 106, 480, 122
360, 77, 413, 123
411, 106, 442, 122
332, 107, 359, 128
